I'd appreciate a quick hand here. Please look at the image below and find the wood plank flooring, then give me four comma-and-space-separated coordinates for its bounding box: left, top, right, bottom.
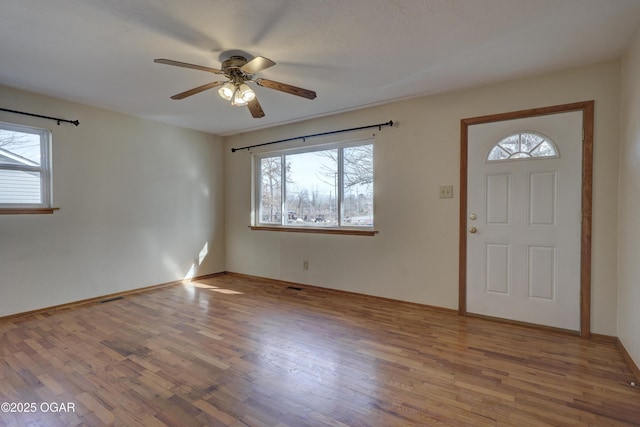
1, 273, 639, 426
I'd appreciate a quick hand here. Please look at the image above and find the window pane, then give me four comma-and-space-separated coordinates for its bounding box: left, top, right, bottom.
259, 156, 282, 224
342, 144, 373, 227
497, 135, 519, 154
0, 122, 50, 207
488, 132, 558, 162
285, 149, 338, 226
488, 146, 509, 161
0, 129, 42, 166
530, 141, 557, 157
520, 132, 544, 153
0, 169, 42, 203
254, 139, 375, 229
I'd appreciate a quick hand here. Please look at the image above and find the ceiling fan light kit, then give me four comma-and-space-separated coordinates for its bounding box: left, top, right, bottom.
234, 83, 256, 106
154, 54, 316, 118
217, 82, 235, 101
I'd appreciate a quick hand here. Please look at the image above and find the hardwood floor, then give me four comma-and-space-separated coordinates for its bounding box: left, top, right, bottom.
1, 273, 639, 426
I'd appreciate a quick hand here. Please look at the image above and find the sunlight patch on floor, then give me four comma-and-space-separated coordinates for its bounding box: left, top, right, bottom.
183, 281, 244, 295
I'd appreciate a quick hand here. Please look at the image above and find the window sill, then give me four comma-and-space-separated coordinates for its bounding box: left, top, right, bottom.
0, 208, 59, 215
250, 226, 378, 236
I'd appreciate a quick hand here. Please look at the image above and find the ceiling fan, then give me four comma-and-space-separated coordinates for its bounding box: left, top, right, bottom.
153, 55, 316, 118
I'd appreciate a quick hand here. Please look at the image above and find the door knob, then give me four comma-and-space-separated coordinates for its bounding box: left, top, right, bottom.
469, 227, 477, 234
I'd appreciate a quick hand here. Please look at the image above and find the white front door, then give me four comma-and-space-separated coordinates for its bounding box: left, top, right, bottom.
466, 111, 583, 331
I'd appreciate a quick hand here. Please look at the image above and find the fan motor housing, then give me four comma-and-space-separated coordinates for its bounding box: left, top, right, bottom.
222, 56, 248, 73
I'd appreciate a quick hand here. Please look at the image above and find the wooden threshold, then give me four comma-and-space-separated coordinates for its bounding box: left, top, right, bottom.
466, 312, 582, 337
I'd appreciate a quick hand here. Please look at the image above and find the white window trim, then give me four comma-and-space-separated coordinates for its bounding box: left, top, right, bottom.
252, 138, 375, 233
0, 120, 53, 210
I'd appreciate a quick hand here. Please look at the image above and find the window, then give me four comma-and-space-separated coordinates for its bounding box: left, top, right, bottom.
0, 121, 52, 209
487, 132, 558, 161
254, 140, 374, 230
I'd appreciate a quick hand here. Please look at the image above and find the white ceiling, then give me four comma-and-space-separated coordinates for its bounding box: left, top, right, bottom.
2, 0, 640, 136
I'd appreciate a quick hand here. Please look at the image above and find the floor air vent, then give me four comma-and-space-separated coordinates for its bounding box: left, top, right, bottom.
99, 296, 124, 304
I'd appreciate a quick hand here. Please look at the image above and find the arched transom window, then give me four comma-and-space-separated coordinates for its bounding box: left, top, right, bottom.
487, 132, 558, 161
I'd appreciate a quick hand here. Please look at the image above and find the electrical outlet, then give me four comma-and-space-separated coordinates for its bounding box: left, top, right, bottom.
439, 185, 453, 199
303, 261, 309, 270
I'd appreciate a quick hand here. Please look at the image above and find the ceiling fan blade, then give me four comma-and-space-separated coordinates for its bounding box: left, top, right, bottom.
154, 58, 223, 74
256, 78, 316, 99
247, 97, 266, 118
170, 81, 226, 100
240, 56, 276, 74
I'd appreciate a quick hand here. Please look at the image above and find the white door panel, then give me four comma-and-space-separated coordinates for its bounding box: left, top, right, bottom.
486, 174, 510, 224
467, 111, 582, 331
529, 171, 556, 226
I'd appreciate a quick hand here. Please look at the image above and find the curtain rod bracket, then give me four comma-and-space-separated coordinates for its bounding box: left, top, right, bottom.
231, 120, 394, 152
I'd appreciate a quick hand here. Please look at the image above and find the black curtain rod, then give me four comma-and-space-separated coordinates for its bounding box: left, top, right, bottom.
0, 107, 79, 126
230, 120, 394, 152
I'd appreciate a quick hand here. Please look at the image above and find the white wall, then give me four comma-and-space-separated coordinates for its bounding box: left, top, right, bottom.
0, 85, 225, 316
619, 29, 640, 368
225, 61, 621, 335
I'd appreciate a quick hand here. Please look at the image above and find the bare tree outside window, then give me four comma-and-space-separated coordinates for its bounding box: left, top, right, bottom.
317, 144, 373, 225
341, 145, 373, 225
285, 149, 338, 226
0, 130, 42, 165
260, 156, 283, 223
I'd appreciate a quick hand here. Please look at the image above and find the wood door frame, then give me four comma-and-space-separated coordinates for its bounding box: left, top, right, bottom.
459, 101, 594, 338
